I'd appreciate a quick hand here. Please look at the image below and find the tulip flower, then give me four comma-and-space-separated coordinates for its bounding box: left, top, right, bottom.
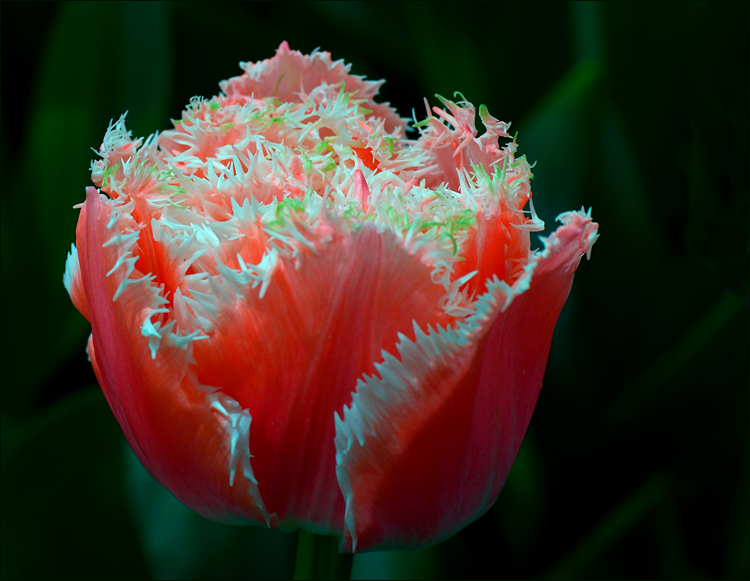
64, 42, 598, 553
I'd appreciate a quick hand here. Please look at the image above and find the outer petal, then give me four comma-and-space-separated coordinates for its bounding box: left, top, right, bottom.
79, 187, 271, 526
191, 222, 457, 535
335, 210, 599, 552
63, 242, 90, 322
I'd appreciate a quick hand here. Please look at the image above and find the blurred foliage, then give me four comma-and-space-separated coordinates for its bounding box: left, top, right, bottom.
1, 388, 150, 580
1, 1, 747, 579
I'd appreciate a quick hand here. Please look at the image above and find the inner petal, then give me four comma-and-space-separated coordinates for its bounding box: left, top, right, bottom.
191, 224, 455, 533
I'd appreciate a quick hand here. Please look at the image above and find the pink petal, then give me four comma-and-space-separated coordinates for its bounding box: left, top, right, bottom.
335, 210, 598, 552
220, 41, 406, 134
63, 242, 90, 322
191, 223, 457, 535
79, 187, 271, 526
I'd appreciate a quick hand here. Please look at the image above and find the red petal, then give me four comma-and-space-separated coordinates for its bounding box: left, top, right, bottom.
79, 187, 270, 526
335, 211, 598, 552
192, 223, 455, 535
352, 147, 380, 172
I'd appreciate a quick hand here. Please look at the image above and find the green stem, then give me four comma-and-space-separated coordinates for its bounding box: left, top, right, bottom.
293, 530, 353, 580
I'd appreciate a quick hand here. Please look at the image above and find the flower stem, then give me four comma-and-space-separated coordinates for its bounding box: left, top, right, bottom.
293, 530, 353, 580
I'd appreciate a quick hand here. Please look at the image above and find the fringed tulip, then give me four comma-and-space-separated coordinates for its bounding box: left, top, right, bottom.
64, 42, 598, 552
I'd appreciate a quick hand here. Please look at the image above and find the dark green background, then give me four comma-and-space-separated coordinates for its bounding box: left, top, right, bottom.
1, 2, 747, 579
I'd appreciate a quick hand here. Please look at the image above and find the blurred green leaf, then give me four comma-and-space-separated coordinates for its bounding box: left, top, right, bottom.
118, 1, 173, 137
653, 498, 689, 577
539, 473, 671, 580
596, 103, 668, 263
493, 428, 546, 560
0, 129, 11, 279
518, 59, 600, 226
724, 467, 750, 580
571, 2, 604, 65
605, 291, 744, 428
516, 57, 601, 385
0, 1, 173, 415
2, 3, 111, 413
123, 442, 296, 580
0, 387, 150, 580
401, 2, 490, 109
686, 116, 749, 295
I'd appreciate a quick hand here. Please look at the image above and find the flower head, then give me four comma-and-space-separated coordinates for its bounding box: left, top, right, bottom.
64, 41, 598, 552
